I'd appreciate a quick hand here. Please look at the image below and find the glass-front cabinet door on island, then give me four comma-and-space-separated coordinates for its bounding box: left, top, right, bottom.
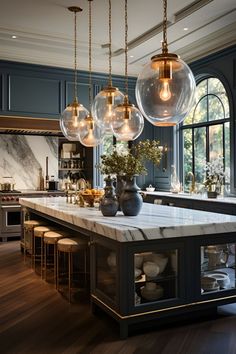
128, 241, 186, 313
134, 250, 178, 306
200, 242, 236, 296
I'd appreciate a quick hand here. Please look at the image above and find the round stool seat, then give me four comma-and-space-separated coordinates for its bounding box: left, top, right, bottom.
24, 220, 45, 230
34, 226, 52, 237
57, 237, 88, 253
44, 231, 67, 244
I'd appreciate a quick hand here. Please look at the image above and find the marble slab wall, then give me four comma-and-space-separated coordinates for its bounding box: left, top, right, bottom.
0, 135, 58, 190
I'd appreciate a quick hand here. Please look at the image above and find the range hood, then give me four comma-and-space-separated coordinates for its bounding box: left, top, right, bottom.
0, 116, 63, 136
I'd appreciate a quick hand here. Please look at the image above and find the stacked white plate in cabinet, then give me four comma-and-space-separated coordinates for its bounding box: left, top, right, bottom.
205, 271, 230, 288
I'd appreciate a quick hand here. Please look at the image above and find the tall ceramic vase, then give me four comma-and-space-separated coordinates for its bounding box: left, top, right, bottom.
120, 175, 143, 216
100, 175, 119, 216
115, 175, 126, 211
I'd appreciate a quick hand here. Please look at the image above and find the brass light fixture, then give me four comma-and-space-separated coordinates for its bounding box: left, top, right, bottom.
91, 0, 124, 133
135, 0, 196, 126
111, 0, 144, 142
78, 0, 104, 147
60, 6, 89, 141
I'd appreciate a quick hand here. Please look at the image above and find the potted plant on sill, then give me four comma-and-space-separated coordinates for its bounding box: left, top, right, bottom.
97, 140, 162, 216
204, 157, 225, 198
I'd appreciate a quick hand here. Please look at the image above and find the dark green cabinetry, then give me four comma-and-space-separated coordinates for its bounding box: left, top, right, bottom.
90, 232, 236, 339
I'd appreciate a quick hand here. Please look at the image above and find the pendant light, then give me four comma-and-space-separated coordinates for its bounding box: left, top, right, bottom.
78, 0, 104, 147
111, 0, 144, 142
60, 6, 89, 141
91, 0, 124, 133
135, 0, 196, 126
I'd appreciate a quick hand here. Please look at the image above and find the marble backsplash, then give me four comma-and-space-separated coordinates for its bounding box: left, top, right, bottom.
0, 135, 58, 190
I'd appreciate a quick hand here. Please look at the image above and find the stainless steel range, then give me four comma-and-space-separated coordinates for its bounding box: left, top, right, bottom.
0, 190, 65, 242
0, 190, 22, 242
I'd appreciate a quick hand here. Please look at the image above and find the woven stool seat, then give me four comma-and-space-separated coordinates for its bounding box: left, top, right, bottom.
44, 231, 67, 244
24, 220, 45, 229
57, 237, 87, 253
34, 226, 52, 237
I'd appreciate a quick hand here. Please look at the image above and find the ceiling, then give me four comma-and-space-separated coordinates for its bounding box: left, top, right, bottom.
0, 0, 235, 77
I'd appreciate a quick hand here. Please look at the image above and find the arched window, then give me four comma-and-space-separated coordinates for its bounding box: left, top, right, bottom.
180, 77, 230, 192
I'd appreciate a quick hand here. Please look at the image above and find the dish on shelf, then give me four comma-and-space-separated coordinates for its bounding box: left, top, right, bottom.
201, 276, 218, 291
143, 261, 160, 278
135, 268, 142, 279
141, 283, 164, 301
143, 253, 168, 274
202, 283, 220, 292
134, 254, 144, 268
204, 271, 230, 288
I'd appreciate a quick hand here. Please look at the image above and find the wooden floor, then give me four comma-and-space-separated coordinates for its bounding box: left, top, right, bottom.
1, 242, 236, 354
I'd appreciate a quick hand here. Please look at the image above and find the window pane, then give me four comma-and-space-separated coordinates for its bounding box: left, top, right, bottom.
196, 79, 207, 101
224, 122, 230, 183
209, 125, 223, 161
102, 134, 114, 155
208, 78, 225, 95
208, 78, 229, 119
219, 93, 230, 118
194, 127, 206, 185
208, 95, 224, 121
183, 129, 192, 191
183, 106, 194, 125
194, 97, 207, 123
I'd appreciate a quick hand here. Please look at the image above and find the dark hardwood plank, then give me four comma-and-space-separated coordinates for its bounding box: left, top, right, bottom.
1, 241, 236, 354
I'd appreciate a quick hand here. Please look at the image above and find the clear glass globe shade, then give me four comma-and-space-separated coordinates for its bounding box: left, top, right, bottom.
79, 114, 104, 147
135, 55, 196, 126
60, 102, 89, 141
111, 103, 144, 142
91, 87, 124, 133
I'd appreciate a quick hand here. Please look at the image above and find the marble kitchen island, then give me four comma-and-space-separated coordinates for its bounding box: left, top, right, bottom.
20, 197, 236, 338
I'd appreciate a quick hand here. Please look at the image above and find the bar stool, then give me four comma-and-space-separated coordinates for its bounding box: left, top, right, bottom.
33, 226, 54, 278
23, 220, 46, 265
57, 237, 88, 303
43, 230, 68, 286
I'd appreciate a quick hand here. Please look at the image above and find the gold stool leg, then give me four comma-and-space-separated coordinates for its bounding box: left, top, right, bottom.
56, 249, 59, 290
33, 234, 36, 270
41, 236, 44, 279
68, 252, 71, 303
44, 242, 47, 282
23, 227, 26, 264
54, 244, 57, 287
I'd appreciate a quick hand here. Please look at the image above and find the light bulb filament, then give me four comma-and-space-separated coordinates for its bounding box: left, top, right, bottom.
159, 80, 172, 101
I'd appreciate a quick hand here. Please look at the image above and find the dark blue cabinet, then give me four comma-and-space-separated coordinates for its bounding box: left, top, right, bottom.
8, 74, 61, 115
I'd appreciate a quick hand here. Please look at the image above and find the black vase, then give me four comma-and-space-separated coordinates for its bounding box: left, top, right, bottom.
120, 175, 143, 216
100, 176, 119, 217
207, 191, 218, 198
115, 175, 126, 211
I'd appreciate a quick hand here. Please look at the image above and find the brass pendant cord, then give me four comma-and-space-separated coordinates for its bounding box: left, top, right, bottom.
88, 0, 92, 109
108, 0, 112, 87
124, 0, 128, 96
74, 10, 78, 100
162, 0, 168, 54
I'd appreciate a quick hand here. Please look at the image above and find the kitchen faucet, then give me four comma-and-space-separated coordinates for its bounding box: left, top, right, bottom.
188, 172, 197, 194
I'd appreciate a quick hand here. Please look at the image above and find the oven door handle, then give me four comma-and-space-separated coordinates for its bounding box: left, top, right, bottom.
1, 205, 21, 209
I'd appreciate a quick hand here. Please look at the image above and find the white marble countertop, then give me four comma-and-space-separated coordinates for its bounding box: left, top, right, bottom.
144, 191, 236, 204
19, 190, 64, 194
19, 197, 236, 243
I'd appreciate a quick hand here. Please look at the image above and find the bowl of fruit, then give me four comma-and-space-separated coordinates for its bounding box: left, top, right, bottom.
81, 189, 104, 207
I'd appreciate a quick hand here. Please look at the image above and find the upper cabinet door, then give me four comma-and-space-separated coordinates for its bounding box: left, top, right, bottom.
8, 74, 61, 118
